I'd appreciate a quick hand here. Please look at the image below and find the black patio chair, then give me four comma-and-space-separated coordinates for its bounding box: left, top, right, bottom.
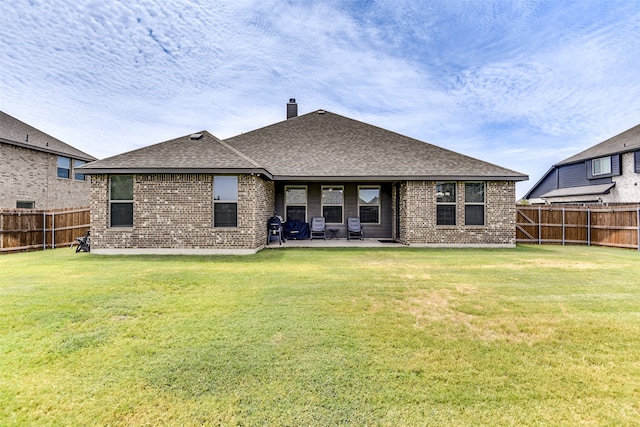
73, 230, 91, 252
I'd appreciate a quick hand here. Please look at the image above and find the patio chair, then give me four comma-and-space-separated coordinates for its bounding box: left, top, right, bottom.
310, 216, 326, 240
347, 217, 364, 240
73, 230, 91, 252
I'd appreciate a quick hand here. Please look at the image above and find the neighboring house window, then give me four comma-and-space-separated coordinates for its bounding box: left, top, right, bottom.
74, 160, 87, 180
592, 156, 611, 176
285, 186, 307, 222
322, 186, 344, 223
110, 175, 133, 227
213, 176, 238, 228
57, 156, 71, 179
358, 186, 380, 224
465, 182, 485, 226
436, 182, 456, 226
16, 201, 35, 209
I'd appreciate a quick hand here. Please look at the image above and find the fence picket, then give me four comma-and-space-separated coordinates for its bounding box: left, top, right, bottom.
517, 205, 640, 250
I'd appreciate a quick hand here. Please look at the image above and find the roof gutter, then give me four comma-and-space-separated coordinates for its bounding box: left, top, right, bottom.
77, 167, 273, 179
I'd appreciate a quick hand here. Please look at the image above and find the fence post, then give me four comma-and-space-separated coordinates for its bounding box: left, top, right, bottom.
52, 212, 56, 249
587, 208, 591, 246
538, 206, 541, 245
562, 207, 565, 245
637, 208, 640, 252
43, 211, 47, 250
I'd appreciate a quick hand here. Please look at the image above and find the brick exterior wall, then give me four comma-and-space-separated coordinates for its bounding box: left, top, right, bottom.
398, 180, 517, 246
0, 143, 91, 209
90, 173, 274, 254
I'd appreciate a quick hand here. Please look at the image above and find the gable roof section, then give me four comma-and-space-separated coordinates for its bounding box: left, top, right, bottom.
79, 131, 270, 176
558, 123, 640, 166
80, 110, 527, 182
0, 111, 96, 161
224, 110, 527, 181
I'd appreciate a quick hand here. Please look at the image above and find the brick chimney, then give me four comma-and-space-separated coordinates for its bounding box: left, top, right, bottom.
287, 98, 298, 119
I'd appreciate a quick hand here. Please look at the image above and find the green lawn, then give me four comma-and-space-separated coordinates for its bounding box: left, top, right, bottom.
1, 245, 639, 426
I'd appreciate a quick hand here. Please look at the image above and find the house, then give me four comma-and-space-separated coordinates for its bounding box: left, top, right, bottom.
0, 111, 97, 209
79, 100, 528, 254
525, 123, 640, 204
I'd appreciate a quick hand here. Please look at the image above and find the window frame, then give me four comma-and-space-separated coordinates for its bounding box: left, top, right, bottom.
109, 175, 134, 228
74, 160, 87, 181
321, 185, 344, 224
16, 201, 35, 209
57, 156, 71, 179
464, 182, 485, 226
285, 185, 307, 222
436, 182, 457, 226
592, 156, 612, 176
213, 175, 238, 228
358, 185, 381, 224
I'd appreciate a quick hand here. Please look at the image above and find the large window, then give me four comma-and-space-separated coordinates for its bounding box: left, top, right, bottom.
464, 182, 485, 226
213, 176, 238, 228
74, 160, 87, 181
322, 186, 343, 223
358, 186, 380, 224
285, 186, 307, 222
110, 175, 133, 227
592, 156, 611, 175
436, 182, 456, 226
57, 156, 71, 179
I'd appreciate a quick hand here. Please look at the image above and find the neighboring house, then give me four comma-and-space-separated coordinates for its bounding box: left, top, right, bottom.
525, 123, 640, 204
79, 101, 528, 254
0, 111, 97, 209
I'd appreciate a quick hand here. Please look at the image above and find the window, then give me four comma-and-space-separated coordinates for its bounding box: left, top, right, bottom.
16, 201, 35, 209
465, 182, 485, 226
57, 156, 71, 179
322, 186, 343, 223
110, 176, 133, 227
74, 160, 87, 180
592, 157, 611, 175
213, 176, 238, 227
436, 182, 456, 226
358, 186, 380, 224
285, 186, 307, 222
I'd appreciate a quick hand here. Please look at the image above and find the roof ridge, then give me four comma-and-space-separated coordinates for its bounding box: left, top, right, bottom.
216, 137, 263, 169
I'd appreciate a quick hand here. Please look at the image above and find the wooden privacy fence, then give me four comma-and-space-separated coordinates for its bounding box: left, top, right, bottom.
517, 205, 640, 250
0, 207, 90, 253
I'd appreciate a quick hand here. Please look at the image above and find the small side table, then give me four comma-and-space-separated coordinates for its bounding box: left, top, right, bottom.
328, 228, 339, 240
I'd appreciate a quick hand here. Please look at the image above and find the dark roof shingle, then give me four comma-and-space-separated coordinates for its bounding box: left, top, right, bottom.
0, 111, 96, 161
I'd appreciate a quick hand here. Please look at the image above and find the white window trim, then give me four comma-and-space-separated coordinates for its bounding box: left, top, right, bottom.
358, 185, 381, 225
464, 182, 486, 226
436, 181, 457, 226
285, 185, 308, 222
592, 156, 612, 176
321, 185, 344, 224
213, 175, 238, 228
109, 175, 134, 228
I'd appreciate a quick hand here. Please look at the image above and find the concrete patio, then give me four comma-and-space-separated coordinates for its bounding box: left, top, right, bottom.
264, 238, 404, 248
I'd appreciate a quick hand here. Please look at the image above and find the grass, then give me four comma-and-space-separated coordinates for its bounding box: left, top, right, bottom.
1, 245, 639, 426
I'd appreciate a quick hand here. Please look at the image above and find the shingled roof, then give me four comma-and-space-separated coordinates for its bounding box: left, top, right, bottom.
558, 122, 640, 166
225, 110, 527, 181
0, 111, 96, 161
80, 110, 527, 182
79, 131, 269, 175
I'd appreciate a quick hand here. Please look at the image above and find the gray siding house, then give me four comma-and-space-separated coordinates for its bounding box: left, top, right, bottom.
80, 102, 528, 254
525, 123, 640, 204
0, 111, 97, 209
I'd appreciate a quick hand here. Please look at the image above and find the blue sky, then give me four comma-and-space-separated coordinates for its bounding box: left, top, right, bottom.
2, 0, 640, 198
